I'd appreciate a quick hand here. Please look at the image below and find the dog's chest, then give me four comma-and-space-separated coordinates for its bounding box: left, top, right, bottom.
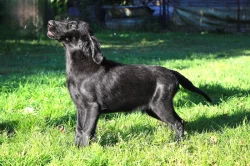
67, 74, 97, 104
67, 77, 80, 104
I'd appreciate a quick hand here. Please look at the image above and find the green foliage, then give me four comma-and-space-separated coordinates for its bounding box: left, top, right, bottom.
49, 0, 68, 20
0, 32, 250, 165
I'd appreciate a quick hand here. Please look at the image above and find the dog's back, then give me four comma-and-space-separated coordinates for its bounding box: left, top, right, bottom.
96, 61, 178, 112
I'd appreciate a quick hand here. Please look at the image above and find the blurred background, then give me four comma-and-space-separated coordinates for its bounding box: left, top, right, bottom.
0, 0, 250, 39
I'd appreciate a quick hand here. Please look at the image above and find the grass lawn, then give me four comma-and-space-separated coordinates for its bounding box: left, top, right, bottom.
0, 31, 249, 165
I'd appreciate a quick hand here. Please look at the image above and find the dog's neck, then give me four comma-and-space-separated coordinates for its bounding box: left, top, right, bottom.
64, 45, 101, 77
63, 37, 122, 78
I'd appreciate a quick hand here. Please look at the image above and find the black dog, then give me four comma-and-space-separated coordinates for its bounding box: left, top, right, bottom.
47, 20, 212, 147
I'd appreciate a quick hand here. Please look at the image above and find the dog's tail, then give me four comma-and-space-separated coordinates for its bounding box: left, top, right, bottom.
171, 70, 212, 102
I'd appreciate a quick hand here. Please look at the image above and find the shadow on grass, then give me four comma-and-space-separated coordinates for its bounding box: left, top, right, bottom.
45, 112, 135, 127
0, 40, 62, 55
180, 84, 250, 134
0, 120, 18, 140
46, 109, 249, 146
175, 83, 249, 107
46, 112, 157, 146
1, 32, 250, 76
0, 40, 64, 76
187, 111, 250, 134
99, 32, 250, 62
98, 123, 156, 146
175, 83, 249, 134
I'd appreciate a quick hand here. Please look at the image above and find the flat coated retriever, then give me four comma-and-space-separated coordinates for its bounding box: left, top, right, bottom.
47, 20, 212, 147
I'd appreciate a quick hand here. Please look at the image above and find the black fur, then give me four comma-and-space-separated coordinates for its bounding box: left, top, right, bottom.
47, 20, 212, 147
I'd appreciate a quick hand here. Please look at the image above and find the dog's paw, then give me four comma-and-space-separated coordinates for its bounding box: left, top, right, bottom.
170, 121, 185, 142
75, 132, 90, 147
176, 134, 185, 142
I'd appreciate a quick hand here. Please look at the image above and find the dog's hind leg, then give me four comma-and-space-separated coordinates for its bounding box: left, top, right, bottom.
149, 83, 184, 140
150, 99, 184, 140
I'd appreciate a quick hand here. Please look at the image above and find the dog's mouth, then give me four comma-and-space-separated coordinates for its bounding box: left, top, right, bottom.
47, 30, 55, 39
47, 20, 57, 39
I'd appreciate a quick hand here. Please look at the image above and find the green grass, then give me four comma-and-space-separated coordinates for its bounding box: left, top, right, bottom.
0, 31, 250, 166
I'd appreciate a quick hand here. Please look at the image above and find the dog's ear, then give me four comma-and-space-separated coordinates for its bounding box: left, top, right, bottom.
78, 21, 103, 64
89, 36, 103, 64
78, 21, 93, 37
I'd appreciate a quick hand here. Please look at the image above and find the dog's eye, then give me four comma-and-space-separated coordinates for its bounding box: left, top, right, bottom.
68, 23, 76, 29
65, 38, 70, 42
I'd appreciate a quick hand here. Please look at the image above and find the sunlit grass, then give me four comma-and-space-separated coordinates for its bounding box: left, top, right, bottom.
0, 31, 250, 165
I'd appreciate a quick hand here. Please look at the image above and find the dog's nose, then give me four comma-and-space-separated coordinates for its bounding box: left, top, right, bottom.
48, 20, 55, 31
48, 20, 54, 27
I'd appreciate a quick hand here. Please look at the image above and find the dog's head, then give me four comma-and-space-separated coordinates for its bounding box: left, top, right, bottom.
47, 19, 103, 64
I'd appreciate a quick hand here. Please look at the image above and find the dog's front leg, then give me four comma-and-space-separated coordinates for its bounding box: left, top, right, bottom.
75, 102, 100, 147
